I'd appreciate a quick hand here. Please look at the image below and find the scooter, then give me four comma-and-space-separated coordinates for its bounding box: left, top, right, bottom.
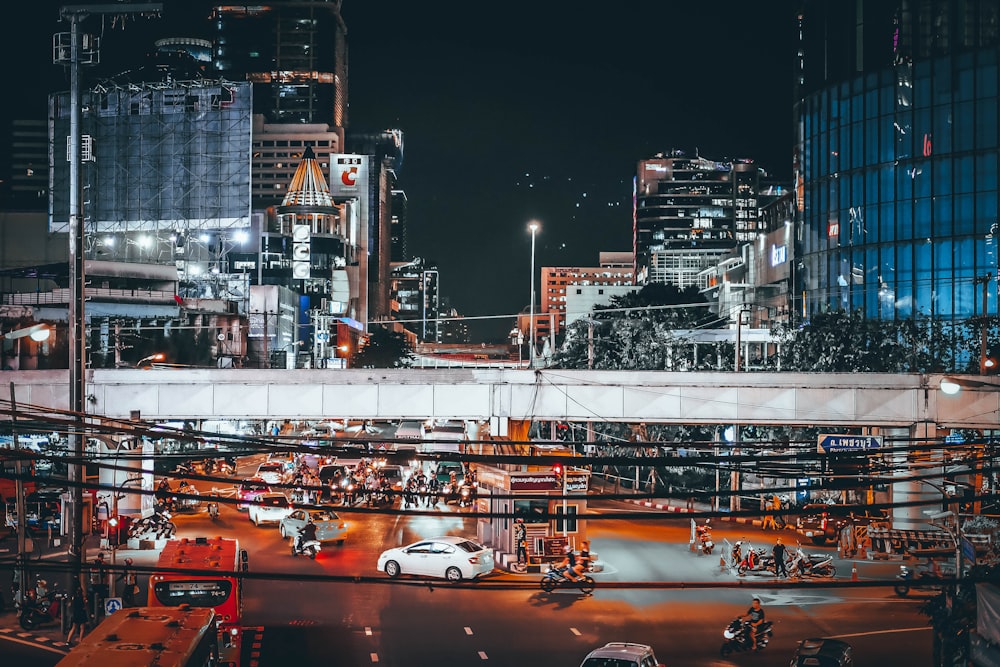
720, 617, 773, 656
19, 588, 66, 630
207, 501, 220, 520
539, 566, 595, 595
291, 536, 322, 559
458, 482, 477, 508
895, 564, 943, 596
788, 546, 837, 578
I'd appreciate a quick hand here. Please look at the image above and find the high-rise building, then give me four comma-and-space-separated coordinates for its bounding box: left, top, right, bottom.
794, 0, 1000, 338
634, 151, 764, 289
391, 257, 440, 343
211, 0, 348, 130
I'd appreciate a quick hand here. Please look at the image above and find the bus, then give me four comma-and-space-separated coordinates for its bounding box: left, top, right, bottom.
54, 606, 219, 667
148, 536, 248, 667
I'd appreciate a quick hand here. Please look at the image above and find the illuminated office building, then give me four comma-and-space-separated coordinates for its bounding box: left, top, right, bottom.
795, 0, 1000, 328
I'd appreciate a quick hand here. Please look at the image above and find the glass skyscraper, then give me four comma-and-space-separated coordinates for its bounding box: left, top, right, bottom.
795, 0, 1000, 328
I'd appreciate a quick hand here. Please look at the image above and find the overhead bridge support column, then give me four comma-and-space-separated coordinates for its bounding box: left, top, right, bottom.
889, 423, 946, 531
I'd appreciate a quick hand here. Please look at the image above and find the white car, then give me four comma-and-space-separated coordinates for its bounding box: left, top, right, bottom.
255, 462, 286, 485
247, 492, 292, 526
580, 642, 664, 667
377, 535, 495, 582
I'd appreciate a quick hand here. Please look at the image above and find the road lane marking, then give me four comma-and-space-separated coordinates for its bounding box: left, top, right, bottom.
828, 627, 930, 639
478, 651, 489, 660
365, 626, 373, 636
570, 628, 581, 635
370, 652, 379, 662
464, 626, 474, 635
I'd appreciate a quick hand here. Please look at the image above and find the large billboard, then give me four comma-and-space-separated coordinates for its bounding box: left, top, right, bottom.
50, 81, 252, 233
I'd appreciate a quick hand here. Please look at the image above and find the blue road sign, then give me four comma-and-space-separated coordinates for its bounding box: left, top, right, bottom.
817, 434, 883, 453
105, 597, 123, 615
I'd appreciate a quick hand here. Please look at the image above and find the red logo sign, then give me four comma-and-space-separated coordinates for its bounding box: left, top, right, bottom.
340, 167, 358, 187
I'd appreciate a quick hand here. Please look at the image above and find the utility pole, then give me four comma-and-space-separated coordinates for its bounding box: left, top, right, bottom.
976, 274, 991, 374
9, 384, 26, 607
57, 1, 163, 582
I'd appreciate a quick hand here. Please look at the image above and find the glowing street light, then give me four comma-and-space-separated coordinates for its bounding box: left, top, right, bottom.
528, 221, 540, 368
1, 324, 51, 342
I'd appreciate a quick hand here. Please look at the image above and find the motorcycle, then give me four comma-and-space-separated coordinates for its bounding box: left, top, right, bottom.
737, 547, 771, 575
895, 564, 943, 596
540, 566, 595, 595
291, 536, 322, 559
458, 481, 477, 508
19, 588, 66, 630
788, 546, 836, 578
696, 522, 714, 555
207, 501, 220, 520
720, 617, 773, 656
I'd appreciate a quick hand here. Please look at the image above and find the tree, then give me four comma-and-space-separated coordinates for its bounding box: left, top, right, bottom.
351, 325, 415, 368
551, 284, 718, 370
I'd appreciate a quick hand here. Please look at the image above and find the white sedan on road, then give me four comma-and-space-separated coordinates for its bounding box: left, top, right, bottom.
248, 492, 292, 526
377, 535, 495, 582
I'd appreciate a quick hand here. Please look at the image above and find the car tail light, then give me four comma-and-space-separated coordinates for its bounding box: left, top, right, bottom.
338, 522, 346, 529
821, 513, 828, 530
468, 555, 482, 564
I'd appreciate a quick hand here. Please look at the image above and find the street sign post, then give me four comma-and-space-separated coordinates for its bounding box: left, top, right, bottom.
104, 597, 123, 615
817, 434, 883, 454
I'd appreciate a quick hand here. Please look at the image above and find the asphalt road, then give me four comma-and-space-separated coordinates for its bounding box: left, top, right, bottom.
0, 456, 934, 666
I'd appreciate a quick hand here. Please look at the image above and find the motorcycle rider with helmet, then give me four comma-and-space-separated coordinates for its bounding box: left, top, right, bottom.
297, 518, 318, 552
557, 544, 581, 582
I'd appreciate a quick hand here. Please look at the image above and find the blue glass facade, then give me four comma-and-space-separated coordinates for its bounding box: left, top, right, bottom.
795, 48, 999, 322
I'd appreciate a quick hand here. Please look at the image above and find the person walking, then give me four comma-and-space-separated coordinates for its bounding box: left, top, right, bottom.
119, 557, 138, 606
772, 537, 787, 578
65, 584, 88, 645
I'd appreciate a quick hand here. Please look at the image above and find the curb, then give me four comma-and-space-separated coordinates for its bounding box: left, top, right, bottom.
0, 618, 70, 654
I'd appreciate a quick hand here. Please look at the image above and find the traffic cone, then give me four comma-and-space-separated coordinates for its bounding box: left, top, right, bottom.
851, 564, 858, 581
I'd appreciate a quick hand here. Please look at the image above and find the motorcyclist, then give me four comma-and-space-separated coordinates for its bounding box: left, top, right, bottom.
297, 519, 318, 552
741, 596, 766, 650
557, 544, 580, 582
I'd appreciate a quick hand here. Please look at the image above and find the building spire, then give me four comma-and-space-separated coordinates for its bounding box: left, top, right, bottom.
281, 146, 334, 207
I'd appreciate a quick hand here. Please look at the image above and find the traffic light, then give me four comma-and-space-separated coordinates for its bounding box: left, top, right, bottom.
552, 462, 564, 479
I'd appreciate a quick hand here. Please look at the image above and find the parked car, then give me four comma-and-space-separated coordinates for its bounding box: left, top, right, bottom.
255, 462, 286, 485
279, 509, 349, 544
795, 504, 887, 545
789, 637, 854, 667
377, 535, 495, 582
236, 478, 272, 511
580, 642, 664, 667
247, 492, 292, 526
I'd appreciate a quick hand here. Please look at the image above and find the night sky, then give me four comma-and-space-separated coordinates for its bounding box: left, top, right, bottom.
8, 1, 799, 342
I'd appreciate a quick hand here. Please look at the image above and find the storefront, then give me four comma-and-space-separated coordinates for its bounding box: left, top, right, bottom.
474, 464, 589, 565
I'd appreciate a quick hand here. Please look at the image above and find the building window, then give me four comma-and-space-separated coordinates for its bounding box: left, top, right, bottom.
554, 504, 578, 533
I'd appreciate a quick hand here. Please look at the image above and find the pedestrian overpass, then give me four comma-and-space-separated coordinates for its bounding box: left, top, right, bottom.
6, 368, 997, 434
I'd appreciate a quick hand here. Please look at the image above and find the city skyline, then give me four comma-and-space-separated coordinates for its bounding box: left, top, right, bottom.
3, 1, 798, 342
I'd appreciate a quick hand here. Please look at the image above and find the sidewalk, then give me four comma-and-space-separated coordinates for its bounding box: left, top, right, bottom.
0, 541, 162, 652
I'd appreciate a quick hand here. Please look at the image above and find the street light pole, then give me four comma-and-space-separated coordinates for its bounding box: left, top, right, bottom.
528, 221, 540, 368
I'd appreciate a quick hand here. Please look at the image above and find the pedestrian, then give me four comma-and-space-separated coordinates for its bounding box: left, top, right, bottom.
119, 557, 138, 606
88, 552, 109, 619
772, 537, 787, 578
65, 584, 88, 645
514, 518, 527, 565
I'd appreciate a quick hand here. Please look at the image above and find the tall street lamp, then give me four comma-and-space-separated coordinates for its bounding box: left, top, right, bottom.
528, 221, 540, 368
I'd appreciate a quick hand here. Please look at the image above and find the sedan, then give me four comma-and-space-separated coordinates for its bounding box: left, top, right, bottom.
248, 492, 292, 526
236, 478, 272, 511
377, 535, 495, 582
279, 509, 349, 544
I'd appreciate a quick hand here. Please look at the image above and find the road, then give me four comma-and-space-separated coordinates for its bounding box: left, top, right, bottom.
0, 456, 934, 666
